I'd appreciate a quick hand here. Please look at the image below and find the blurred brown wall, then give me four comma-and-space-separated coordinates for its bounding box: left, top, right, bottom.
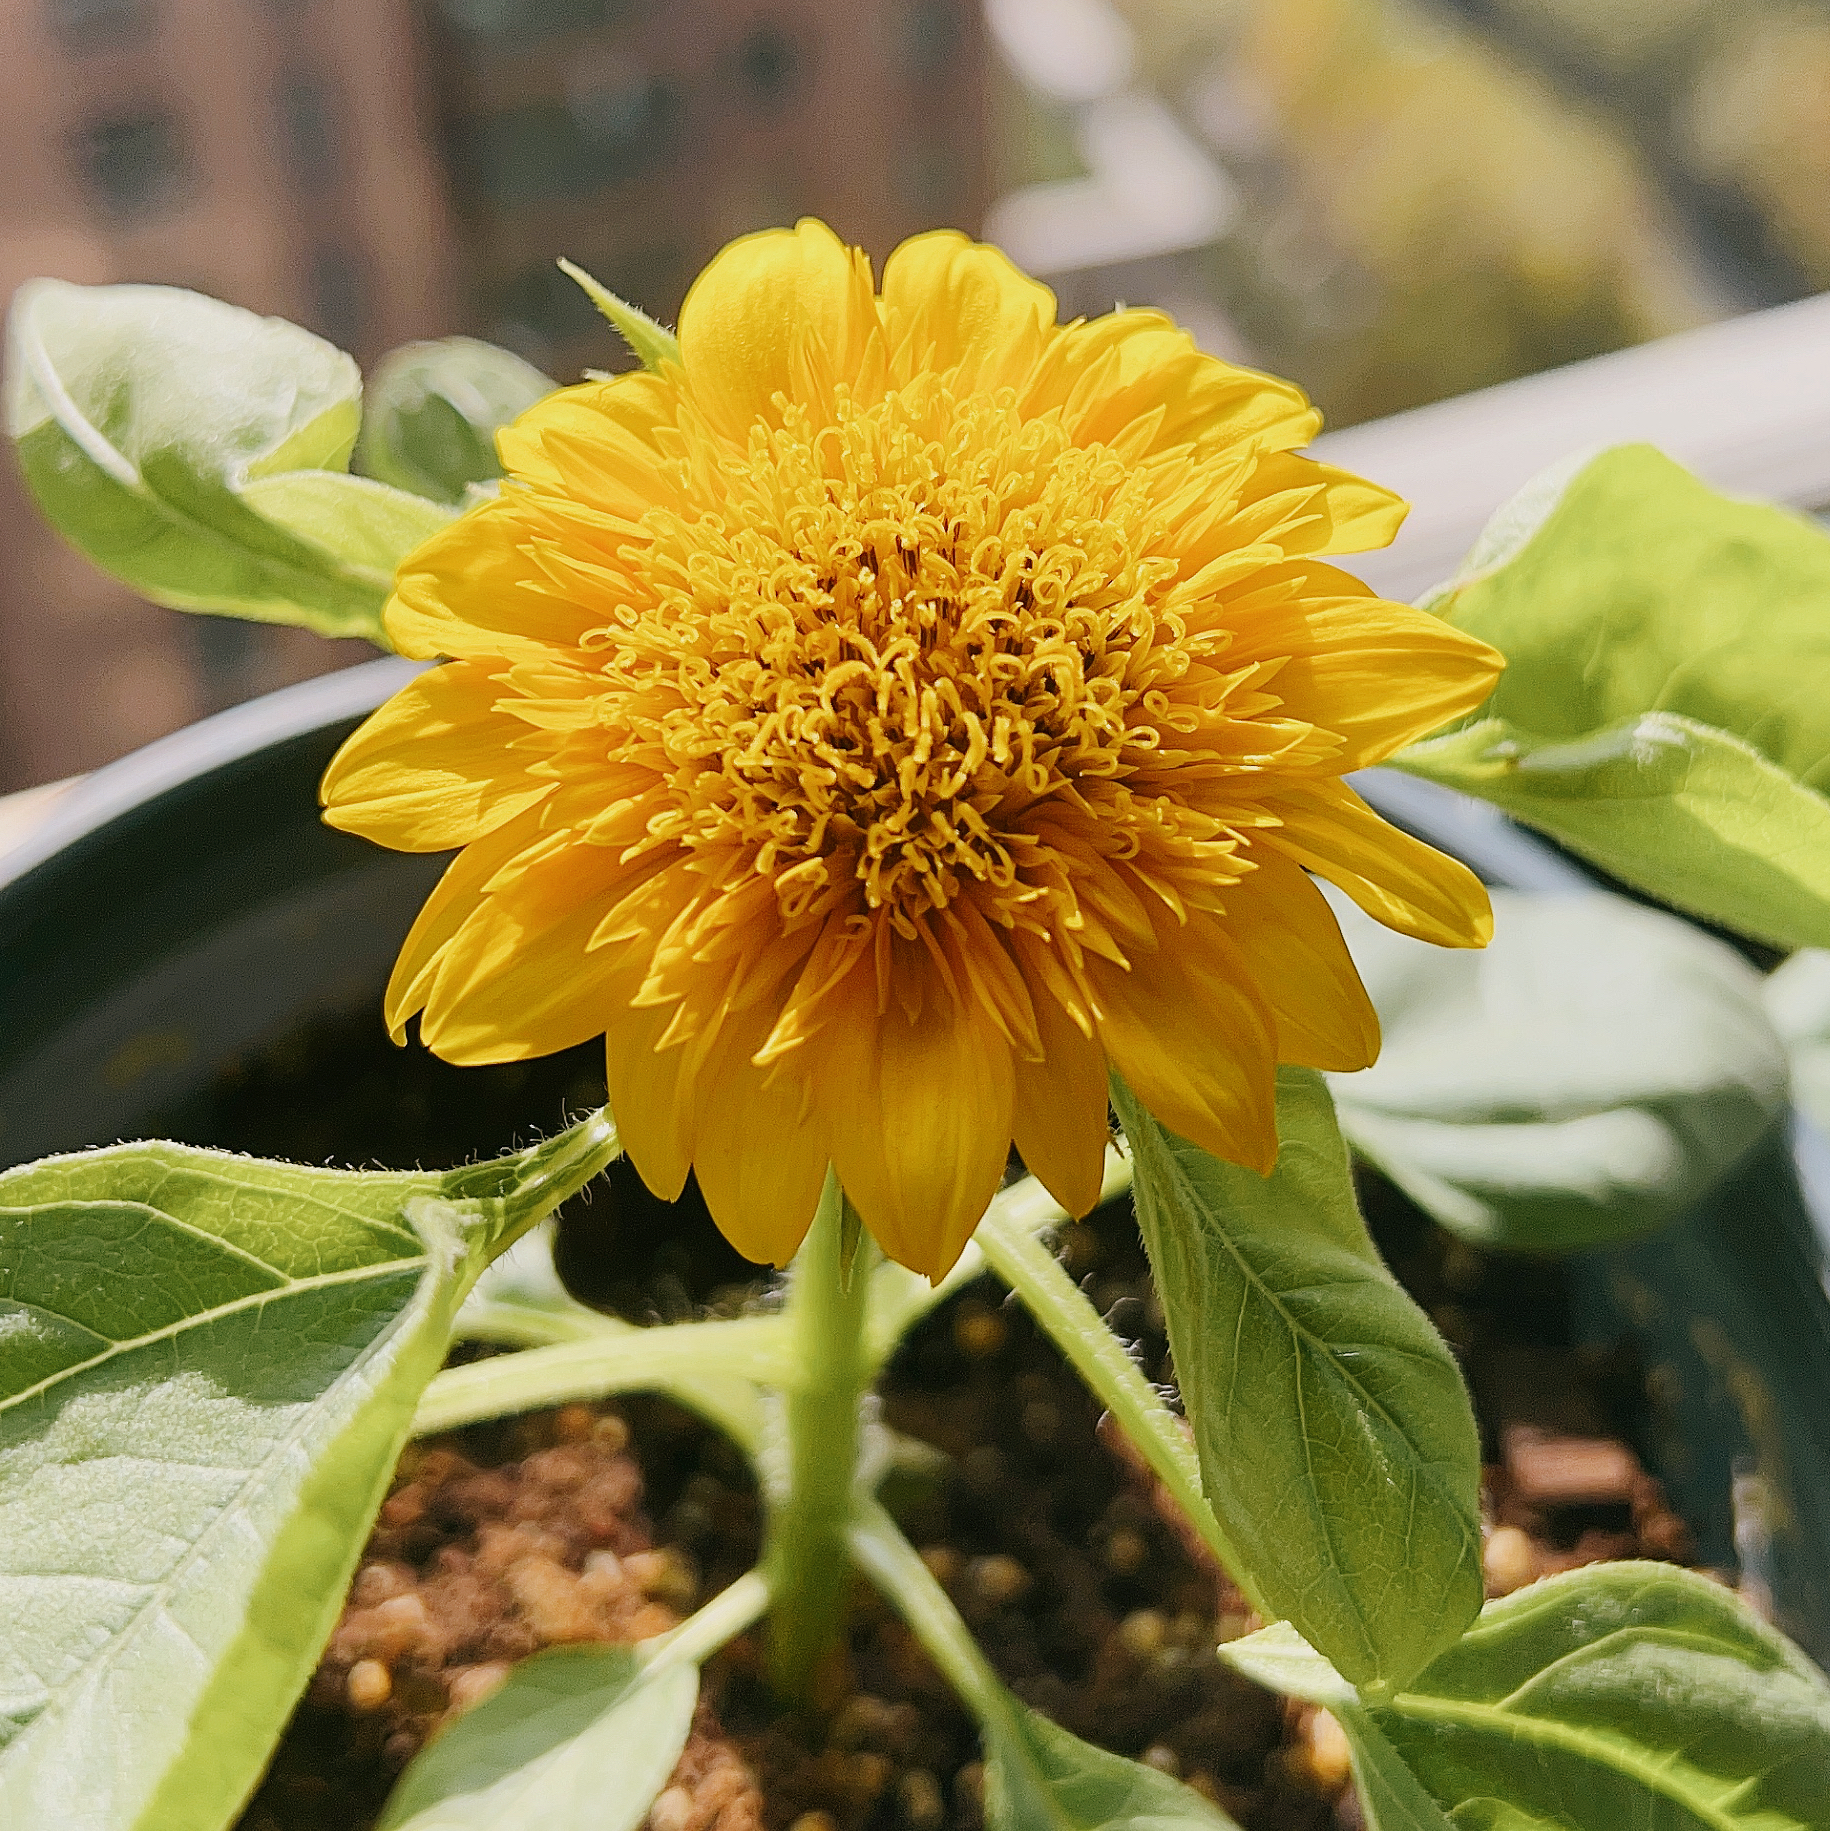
0, 0, 458, 792
0, 0, 989, 794
432, 0, 990, 380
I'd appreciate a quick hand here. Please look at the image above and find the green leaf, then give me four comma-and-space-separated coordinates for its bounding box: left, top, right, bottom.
1763, 949, 1830, 1137
1112, 1068, 1483, 1691
356, 336, 553, 505
983, 1697, 1242, 1831
239, 470, 455, 574
1210, 1623, 1459, 1830
4, 278, 427, 645
375, 1644, 695, 1831
1396, 712, 1830, 952
558, 259, 681, 371
376, 1568, 767, 1831
1326, 886, 1788, 1250
1396, 443, 1830, 948
1222, 1562, 1830, 1830
0, 1112, 618, 1831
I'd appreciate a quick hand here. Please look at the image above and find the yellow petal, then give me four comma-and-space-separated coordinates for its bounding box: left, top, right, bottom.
605, 1000, 698, 1203
1088, 903, 1279, 1173
1225, 852, 1379, 1072
688, 999, 831, 1267
419, 840, 661, 1063
1260, 779, 1494, 949
1222, 582, 1504, 769
495, 372, 680, 516
1025, 310, 1320, 458
320, 663, 554, 852
1234, 452, 1408, 557
1009, 968, 1110, 1218
677, 219, 876, 442
383, 812, 551, 1039
383, 498, 592, 663
879, 230, 1056, 393
816, 964, 1016, 1281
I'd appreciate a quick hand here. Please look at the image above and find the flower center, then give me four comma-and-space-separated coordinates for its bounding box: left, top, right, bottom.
594, 379, 1246, 935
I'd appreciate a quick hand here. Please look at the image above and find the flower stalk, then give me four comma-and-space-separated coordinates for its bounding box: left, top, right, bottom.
765, 1169, 876, 1700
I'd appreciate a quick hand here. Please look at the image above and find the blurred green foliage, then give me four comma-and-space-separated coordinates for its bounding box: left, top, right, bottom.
1032, 0, 1830, 426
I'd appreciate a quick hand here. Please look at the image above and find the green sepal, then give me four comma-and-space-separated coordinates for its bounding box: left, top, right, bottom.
558, 259, 681, 371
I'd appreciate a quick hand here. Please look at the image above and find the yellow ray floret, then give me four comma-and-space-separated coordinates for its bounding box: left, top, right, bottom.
322, 220, 1502, 1279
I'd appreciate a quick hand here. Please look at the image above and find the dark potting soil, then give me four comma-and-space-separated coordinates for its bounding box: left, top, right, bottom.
157, 1008, 1701, 1831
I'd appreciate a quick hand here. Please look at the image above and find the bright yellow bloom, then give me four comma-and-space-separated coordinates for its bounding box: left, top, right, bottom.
322, 221, 1500, 1279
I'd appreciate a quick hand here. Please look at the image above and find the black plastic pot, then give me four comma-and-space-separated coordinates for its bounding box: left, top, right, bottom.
3, 659, 1828, 1665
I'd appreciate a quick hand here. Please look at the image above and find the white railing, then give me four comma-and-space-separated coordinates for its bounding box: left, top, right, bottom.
1315, 290, 1830, 604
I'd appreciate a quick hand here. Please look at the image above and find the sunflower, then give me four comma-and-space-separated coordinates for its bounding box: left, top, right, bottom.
321, 220, 1501, 1279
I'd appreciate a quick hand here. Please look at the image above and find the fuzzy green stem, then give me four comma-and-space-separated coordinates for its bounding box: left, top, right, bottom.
765, 1170, 875, 1699
975, 1191, 1271, 1618
847, 1499, 1016, 1733
413, 1317, 786, 1451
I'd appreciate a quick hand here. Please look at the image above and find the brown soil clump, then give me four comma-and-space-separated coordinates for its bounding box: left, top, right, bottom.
235, 1403, 765, 1831
175, 1006, 1711, 1831
236, 1174, 1699, 1831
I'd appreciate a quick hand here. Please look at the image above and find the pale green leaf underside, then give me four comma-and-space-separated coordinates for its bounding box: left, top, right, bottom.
985, 1698, 1242, 1831
1222, 1563, 1830, 1829
1113, 1069, 1483, 1691
1326, 887, 1788, 1251
1401, 443, 1830, 949
0, 1118, 617, 1831
4, 278, 415, 645
239, 471, 455, 580
376, 1643, 697, 1831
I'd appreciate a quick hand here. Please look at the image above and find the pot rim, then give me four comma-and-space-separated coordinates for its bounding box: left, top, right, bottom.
0, 654, 423, 899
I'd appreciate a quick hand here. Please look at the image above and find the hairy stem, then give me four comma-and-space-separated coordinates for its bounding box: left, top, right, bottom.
643, 1568, 773, 1674
975, 1185, 1268, 1615
847, 1499, 1015, 1733
413, 1316, 787, 1452
765, 1170, 875, 1699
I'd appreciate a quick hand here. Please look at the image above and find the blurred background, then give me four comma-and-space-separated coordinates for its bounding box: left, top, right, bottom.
1, 0, 1826, 791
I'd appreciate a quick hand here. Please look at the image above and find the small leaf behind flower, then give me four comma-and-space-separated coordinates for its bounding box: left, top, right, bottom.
0, 1114, 617, 1831
983, 1698, 1242, 1831
5, 279, 451, 646
1396, 444, 1830, 949
1222, 1563, 1830, 1830
1113, 1069, 1483, 1691
375, 1644, 697, 1831
356, 336, 554, 505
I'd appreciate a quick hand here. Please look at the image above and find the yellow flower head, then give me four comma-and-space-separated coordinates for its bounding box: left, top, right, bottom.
322, 222, 1500, 1279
